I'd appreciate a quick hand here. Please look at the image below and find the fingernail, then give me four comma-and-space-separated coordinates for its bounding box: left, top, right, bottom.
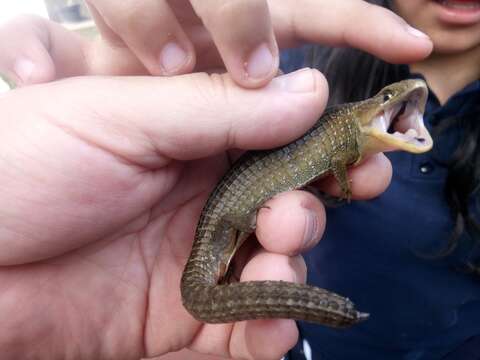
268, 68, 315, 93
303, 209, 320, 248
405, 24, 429, 39
159, 42, 188, 74
245, 43, 275, 79
13, 58, 35, 83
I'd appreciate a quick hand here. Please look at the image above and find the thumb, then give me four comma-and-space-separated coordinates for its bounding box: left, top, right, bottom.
146, 68, 328, 161
39, 68, 328, 166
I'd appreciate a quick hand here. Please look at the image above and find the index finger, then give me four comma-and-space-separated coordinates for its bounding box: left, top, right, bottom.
190, 0, 280, 88
271, 0, 433, 64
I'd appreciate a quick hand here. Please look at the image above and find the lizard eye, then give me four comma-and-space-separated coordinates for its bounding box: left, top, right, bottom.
382, 91, 393, 102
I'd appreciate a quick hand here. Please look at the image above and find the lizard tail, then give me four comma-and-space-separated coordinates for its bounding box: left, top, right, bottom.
180, 280, 368, 328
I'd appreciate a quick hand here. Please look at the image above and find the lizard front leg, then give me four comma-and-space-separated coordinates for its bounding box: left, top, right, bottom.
330, 155, 353, 202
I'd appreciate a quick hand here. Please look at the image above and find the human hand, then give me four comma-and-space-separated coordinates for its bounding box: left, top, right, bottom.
0, 1, 432, 89
0, 64, 391, 359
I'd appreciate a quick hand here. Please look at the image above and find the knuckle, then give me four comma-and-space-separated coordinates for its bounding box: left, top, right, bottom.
207, 73, 235, 119
0, 15, 49, 51
1, 14, 44, 31
105, 2, 146, 31
191, 72, 236, 146
106, 3, 185, 54
196, 0, 269, 26
219, 0, 269, 16
103, 1, 173, 36
194, 72, 232, 111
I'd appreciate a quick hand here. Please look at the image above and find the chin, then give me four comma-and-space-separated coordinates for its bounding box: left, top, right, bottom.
429, 30, 480, 54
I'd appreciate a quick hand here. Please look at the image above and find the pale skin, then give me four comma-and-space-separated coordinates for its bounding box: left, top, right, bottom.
0, 2, 433, 359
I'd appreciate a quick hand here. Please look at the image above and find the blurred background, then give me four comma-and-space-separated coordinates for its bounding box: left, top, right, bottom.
0, 0, 97, 91
0, 0, 96, 36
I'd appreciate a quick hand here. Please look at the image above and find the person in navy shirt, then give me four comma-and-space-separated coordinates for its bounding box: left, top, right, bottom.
283, 1, 480, 359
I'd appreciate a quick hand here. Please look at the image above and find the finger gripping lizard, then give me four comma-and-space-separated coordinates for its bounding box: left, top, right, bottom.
181, 79, 432, 328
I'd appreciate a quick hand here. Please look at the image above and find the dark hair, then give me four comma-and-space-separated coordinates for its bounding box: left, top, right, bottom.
305, 0, 480, 273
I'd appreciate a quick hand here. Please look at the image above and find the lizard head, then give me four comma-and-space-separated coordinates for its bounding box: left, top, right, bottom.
355, 79, 433, 157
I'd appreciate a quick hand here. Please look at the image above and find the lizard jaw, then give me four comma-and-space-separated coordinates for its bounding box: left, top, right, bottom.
365, 87, 433, 154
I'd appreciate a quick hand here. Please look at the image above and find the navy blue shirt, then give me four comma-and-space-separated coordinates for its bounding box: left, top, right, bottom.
281, 49, 480, 360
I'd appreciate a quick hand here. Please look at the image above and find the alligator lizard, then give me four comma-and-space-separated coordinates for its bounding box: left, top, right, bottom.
181, 79, 433, 328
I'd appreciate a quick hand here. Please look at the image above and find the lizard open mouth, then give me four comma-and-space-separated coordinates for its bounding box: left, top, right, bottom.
366, 84, 433, 154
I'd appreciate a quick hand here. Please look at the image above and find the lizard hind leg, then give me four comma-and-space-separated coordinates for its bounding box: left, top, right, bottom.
330, 157, 353, 202
304, 185, 347, 207
218, 230, 251, 284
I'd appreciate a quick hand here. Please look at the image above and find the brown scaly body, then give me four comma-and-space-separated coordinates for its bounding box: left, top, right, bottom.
181, 79, 433, 327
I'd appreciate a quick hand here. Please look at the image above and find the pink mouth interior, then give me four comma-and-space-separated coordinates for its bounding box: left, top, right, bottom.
370, 88, 431, 148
